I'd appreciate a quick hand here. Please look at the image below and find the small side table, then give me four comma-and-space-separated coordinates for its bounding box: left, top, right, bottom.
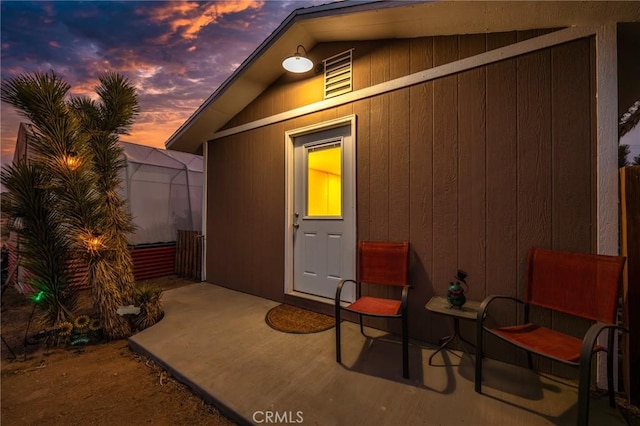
425, 296, 481, 365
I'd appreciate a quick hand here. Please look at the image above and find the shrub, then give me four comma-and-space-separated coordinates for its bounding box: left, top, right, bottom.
132, 285, 164, 331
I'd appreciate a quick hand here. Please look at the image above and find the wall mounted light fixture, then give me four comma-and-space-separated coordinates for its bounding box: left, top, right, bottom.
282, 45, 313, 73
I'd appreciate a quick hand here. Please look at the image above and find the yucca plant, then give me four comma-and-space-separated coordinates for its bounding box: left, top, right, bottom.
1, 162, 76, 324
131, 285, 164, 332
70, 73, 139, 305
1, 71, 141, 339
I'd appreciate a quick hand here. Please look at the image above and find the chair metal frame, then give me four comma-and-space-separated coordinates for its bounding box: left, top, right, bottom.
335, 241, 411, 378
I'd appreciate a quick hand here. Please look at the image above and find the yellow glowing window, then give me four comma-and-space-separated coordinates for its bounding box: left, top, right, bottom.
307, 143, 341, 217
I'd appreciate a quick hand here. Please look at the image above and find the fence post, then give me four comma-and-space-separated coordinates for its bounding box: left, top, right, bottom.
175, 229, 202, 280
620, 166, 640, 405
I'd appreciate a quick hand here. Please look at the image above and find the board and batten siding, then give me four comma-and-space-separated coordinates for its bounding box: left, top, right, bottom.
222, 31, 553, 131
206, 128, 286, 302
206, 33, 595, 370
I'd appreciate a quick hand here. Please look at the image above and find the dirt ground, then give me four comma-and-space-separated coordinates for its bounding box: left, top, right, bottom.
1, 276, 236, 426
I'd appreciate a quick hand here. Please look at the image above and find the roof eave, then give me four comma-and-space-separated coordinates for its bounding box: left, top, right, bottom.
166, 0, 640, 153
165, 0, 393, 153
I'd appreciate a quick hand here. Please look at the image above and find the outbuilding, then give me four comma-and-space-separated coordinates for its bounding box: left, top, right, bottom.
166, 0, 639, 375
8, 122, 203, 285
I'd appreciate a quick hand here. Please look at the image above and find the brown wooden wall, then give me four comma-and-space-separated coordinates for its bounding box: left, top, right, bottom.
223, 31, 554, 131
206, 123, 286, 302
207, 33, 596, 368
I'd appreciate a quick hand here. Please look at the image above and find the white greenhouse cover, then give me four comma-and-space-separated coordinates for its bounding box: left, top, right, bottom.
119, 141, 203, 245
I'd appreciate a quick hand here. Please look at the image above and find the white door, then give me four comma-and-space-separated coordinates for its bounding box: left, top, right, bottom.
293, 124, 355, 301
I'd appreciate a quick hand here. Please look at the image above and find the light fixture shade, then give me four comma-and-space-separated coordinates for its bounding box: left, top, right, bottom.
282, 45, 313, 73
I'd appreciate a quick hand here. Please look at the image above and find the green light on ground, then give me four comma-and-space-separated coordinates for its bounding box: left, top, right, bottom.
32, 291, 45, 303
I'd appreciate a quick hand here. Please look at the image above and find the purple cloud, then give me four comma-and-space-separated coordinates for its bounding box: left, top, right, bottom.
1, 0, 334, 173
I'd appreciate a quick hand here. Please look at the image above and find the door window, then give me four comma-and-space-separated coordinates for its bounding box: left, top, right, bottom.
305, 141, 342, 218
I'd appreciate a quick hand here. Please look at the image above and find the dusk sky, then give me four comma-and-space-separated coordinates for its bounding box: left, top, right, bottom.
2, 0, 639, 171
0, 0, 338, 170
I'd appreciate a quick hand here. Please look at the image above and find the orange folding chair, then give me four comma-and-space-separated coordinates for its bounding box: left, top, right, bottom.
335, 241, 411, 378
475, 247, 626, 426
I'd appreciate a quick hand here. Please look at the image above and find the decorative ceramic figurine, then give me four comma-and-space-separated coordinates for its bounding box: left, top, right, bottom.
447, 270, 468, 309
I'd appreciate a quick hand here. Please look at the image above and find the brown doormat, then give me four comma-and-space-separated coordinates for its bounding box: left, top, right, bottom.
265, 304, 335, 334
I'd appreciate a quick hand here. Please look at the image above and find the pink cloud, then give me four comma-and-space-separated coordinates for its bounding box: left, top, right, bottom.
144, 1, 264, 42
69, 79, 102, 99
1, 109, 23, 168
127, 111, 193, 149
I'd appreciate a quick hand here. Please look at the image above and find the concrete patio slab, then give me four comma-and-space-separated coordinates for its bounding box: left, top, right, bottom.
129, 283, 626, 425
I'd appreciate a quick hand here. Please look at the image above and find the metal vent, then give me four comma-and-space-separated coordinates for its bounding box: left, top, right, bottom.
323, 49, 353, 99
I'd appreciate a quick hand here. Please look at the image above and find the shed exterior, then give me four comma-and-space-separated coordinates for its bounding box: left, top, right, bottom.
166, 1, 640, 373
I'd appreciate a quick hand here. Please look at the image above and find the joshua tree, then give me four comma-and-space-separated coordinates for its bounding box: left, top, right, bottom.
1, 71, 139, 339
1, 162, 76, 324
70, 73, 139, 305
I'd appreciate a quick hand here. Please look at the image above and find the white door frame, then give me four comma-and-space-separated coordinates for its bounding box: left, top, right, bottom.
284, 114, 357, 303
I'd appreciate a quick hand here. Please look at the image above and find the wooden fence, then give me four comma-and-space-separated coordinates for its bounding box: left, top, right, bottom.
621, 166, 640, 405
175, 230, 202, 281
